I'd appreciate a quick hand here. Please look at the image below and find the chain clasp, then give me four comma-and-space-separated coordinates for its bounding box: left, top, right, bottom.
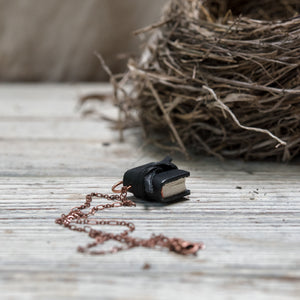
170, 238, 205, 255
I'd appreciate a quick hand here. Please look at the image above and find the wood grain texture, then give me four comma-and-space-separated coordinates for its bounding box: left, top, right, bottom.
0, 84, 299, 300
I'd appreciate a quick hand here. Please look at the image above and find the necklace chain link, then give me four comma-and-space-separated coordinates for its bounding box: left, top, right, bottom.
55, 186, 204, 255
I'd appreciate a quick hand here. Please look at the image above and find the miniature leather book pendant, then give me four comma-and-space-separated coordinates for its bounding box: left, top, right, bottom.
123, 156, 190, 202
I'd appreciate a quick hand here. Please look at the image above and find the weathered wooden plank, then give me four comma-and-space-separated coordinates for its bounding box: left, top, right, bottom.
0, 84, 114, 118
0, 176, 300, 300
0, 136, 299, 177
0, 83, 299, 177
0, 84, 299, 300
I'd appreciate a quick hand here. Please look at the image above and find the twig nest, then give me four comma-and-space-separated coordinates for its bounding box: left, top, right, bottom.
124, 0, 300, 161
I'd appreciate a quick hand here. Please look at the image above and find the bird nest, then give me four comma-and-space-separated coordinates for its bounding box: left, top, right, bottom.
118, 0, 300, 161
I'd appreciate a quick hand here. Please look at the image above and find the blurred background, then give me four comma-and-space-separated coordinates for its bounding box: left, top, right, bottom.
0, 0, 167, 82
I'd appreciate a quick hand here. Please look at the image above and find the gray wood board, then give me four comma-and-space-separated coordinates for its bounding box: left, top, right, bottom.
0, 84, 299, 300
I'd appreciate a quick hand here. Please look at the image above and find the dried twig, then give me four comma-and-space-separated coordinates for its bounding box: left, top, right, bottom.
117, 0, 300, 161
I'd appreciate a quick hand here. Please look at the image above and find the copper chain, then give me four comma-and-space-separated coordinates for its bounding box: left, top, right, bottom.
55, 185, 204, 255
